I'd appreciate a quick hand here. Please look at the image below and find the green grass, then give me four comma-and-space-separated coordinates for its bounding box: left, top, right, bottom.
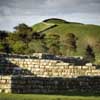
32, 18, 100, 63
32, 22, 55, 32
0, 94, 100, 100
44, 23, 100, 50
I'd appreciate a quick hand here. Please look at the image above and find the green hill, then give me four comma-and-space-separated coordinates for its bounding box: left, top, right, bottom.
43, 18, 69, 24
32, 22, 56, 32
32, 18, 100, 63
1, 18, 99, 64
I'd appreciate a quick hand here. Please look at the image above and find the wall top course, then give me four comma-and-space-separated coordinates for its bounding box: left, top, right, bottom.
0, 53, 100, 78
0, 53, 86, 65
0, 75, 12, 79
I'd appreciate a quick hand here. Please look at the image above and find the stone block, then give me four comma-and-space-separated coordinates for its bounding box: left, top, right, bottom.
39, 65, 45, 68
45, 66, 50, 68
4, 89, 11, 93
85, 63, 93, 66
1, 76, 11, 80
82, 66, 89, 69
34, 65, 40, 68
69, 66, 74, 69
0, 89, 2, 93
76, 66, 81, 69
28, 64, 33, 67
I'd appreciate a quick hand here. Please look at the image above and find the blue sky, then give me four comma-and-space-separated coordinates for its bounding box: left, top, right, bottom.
0, 0, 100, 31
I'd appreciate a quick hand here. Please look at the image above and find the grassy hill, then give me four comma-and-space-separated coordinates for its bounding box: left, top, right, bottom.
32, 18, 100, 63
32, 22, 56, 32
1, 18, 99, 63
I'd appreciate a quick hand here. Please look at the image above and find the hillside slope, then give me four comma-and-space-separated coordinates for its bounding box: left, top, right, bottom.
32, 18, 100, 62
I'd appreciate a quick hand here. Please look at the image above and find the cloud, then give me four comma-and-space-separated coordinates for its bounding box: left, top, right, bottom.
0, 0, 47, 16
44, 0, 100, 14
0, 0, 100, 16
0, 0, 100, 31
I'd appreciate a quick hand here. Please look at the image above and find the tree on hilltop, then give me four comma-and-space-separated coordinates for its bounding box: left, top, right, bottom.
84, 45, 95, 63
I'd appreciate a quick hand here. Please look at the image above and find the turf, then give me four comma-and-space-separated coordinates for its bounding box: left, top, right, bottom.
32, 22, 55, 32
0, 94, 100, 100
32, 18, 100, 63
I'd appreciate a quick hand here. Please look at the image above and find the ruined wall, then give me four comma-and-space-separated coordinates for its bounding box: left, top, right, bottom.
0, 76, 11, 93
0, 53, 100, 78
0, 53, 100, 94
0, 75, 100, 94
7, 59, 100, 78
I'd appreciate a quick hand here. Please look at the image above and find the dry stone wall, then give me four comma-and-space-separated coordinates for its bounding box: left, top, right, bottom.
11, 76, 100, 94
0, 53, 100, 77
0, 76, 11, 93
0, 75, 100, 94
0, 53, 100, 94
7, 59, 100, 78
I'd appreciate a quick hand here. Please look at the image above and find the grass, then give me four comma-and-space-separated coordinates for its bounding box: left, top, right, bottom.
32, 20, 100, 51
32, 22, 55, 32
0, 94, 100, 100
32, 18, 100, 63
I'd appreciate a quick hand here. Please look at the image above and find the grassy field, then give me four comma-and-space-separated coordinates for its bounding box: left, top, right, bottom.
0, 94, 100, 100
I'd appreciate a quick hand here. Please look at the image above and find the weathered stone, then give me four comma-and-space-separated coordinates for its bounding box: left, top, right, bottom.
85, 63, 93, 66
82, 66, 89, 69
4, 89, 11, 93
1, 53, 100, 94
0, 89, 2, 93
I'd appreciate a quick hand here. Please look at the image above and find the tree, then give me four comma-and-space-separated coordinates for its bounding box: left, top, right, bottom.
0, 31, 8, 41
0, 42, 4, 52
14, 23, 32, 32
14, 23, 33, 43
6, 23, 46, 54
45, 34, 60, 55
3, 43, 11, 53
12, 41, 27, 54
0, 42, 11, 53
27, 40, 48, 54
32, 32, 45, 40
95, 40, 100, 52
60, 33, 77, 56
0, 31, 11, 53
84, 45, 95, 62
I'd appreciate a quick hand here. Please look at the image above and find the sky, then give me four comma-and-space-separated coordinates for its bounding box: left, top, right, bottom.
0, 0, 100, 31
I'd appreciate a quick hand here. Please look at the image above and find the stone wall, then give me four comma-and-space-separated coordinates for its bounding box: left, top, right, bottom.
0, 76, 11, 93
0, 75, 100, 94
8, 59, 100, 78
0, 53, 100, 94
0, 53, 100, 77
